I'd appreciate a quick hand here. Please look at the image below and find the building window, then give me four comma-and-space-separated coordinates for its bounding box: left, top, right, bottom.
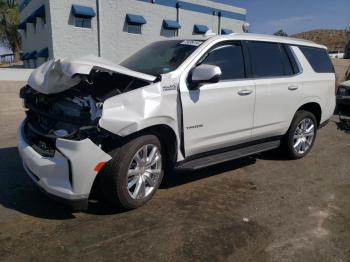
194, 24, 209, 35
126, 14, 147, 34
162, 20, 181, 37
75, 17, 92, 28
26, 14, 36, 32
221, 28, 233, 35
163, 28, 178, 37
34, 5, 46, 25
127, 24, 142, 34
18, 21, 27, 37
71, 4, 96, 28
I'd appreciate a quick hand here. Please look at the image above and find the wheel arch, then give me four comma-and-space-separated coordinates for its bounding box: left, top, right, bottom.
296, 102, 322, 127
90, 124, 178, 201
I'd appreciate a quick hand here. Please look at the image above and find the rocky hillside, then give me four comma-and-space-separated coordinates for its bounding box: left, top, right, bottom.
291, 29, 349, 52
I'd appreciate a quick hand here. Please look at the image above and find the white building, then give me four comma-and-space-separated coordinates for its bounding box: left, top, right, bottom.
19, 0, 247, 68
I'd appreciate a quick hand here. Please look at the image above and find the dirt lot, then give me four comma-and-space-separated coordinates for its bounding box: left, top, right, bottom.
1, 82, 350, 262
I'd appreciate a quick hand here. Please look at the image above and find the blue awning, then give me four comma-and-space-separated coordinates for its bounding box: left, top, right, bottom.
28, 51, 37, 60
21, 53, 30, 60
126, 14, 147, 25
34, 5, 45, 18
18, 22, 26, 30
72, 4, 96, 18
194, 24, 209, 34
26, 15, 36, 23
221, 28, 233, 35
163, 20, 181, 30
38, 48, 49, 58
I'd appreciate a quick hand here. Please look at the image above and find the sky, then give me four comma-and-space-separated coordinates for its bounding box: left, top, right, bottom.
212, 0, 350, 35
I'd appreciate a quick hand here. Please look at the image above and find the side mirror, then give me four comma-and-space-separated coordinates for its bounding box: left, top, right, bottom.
189, 64, 222, 88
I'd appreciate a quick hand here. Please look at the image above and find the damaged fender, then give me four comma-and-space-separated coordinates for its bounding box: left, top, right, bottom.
99, 79, 183, 159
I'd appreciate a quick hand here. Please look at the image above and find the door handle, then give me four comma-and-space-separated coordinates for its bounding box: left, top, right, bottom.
238, 89, 253, 96
288, 85, 299, 91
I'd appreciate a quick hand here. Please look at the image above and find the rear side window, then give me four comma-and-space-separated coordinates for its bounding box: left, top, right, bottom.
299, 46, 334, 73
280, 45, 294, 75
200, 43, 245, 80
247, 42, 285, 77
284, 45, 300, 75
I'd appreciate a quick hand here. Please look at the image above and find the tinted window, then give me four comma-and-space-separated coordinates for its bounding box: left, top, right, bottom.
248, 42, 284, 77
200, 43, 245, 80
280, 45, 294, 75
121, 40, 203, 75
284, 45, 300, 74
299, 46, 334, 73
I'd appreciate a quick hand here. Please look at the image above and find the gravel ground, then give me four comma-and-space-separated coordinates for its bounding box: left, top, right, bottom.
0, 82, 349, 262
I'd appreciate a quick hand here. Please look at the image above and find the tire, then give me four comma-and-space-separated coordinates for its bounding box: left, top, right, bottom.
101, 135, 164, 209
283, 110, 318, 159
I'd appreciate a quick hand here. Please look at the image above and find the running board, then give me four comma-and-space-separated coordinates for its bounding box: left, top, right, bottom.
176, 140, 280, 171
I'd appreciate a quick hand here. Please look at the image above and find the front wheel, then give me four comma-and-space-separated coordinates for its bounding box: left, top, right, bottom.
283, 110, 317, 159
101, 135, 164, 209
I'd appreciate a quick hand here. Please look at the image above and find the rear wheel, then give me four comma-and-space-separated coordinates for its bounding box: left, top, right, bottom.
283, 110, 317, 159
101, 135, 164, 209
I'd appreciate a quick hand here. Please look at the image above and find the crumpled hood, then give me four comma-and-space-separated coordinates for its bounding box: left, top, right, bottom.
27, 55, 157, 95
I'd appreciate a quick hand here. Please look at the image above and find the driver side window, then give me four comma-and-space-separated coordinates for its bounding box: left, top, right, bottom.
200, 42, 245, 80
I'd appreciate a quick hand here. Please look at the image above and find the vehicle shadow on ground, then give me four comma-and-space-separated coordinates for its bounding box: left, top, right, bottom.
0, 146, 282, 220
254, 148, 291, 161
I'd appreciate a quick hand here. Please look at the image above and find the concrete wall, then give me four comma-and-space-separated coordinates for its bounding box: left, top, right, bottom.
0, 69, 33, 81
19, 0, 53, 68
99, 0, 246, 63
49, 0, 99, 59
20, 0, 246, 66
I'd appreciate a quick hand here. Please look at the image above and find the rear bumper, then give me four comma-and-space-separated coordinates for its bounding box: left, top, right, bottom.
18, 121, 112, 210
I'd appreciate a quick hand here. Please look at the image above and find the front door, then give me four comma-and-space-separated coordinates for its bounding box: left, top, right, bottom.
180, 42, 256, 157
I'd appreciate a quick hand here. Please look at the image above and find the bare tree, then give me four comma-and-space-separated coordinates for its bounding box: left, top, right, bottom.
0, 0, 21, 62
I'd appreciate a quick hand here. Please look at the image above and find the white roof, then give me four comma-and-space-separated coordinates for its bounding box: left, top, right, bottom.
207, 33, 327, 49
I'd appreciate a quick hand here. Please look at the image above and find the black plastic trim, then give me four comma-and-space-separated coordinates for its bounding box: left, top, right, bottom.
176, 136, 282, 170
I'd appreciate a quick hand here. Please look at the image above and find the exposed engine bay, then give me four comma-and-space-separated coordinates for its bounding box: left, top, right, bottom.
20, 70, 150, 156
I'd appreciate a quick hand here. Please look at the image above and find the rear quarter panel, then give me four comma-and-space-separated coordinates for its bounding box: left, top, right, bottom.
293, 46, 336, 124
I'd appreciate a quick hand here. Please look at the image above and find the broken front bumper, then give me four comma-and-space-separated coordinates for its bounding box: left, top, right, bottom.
17, 121, 112, 210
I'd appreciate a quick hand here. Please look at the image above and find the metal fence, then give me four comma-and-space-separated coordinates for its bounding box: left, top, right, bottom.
0, 54, 14, 64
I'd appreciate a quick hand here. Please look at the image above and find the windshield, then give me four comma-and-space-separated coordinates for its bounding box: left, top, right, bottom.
120, 40, 203, 76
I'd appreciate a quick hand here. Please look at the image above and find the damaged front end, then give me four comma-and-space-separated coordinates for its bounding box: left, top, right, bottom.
20, 57, 155, 156
18, 56, 158, 208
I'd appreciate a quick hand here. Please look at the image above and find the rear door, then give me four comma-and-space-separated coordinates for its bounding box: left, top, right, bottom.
245, 41, 303, 139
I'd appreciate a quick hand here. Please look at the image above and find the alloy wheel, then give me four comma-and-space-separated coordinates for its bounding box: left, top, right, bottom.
127, 144, 162, 200
293, 118, 315, 155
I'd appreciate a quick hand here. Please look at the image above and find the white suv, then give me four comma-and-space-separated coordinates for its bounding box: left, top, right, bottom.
18, 34, 336, 210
